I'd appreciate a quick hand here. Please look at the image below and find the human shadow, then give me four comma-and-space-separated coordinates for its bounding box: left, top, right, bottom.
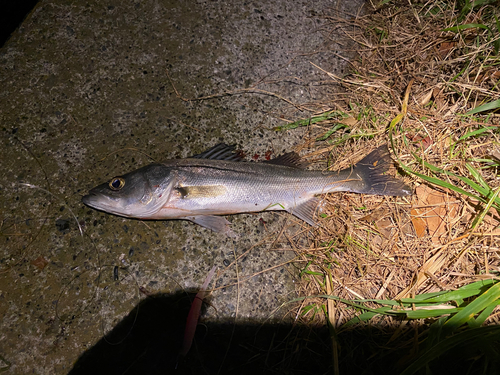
68, 291, 500, 375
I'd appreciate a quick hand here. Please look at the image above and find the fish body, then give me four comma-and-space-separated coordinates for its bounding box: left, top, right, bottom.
83, 144, 411, 236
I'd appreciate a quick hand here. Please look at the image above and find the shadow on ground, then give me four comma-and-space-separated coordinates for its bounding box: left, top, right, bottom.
68, 291, 500, 375
68, 291, 330, 375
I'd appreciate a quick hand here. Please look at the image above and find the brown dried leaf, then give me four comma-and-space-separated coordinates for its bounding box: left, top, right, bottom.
411, 185, 460, 244
359, 208, 388, 222
406, 134, 432, 149
419, 89, 433, 106
438, 41, 456, 59
376, 217, 393, 239
340, 116, 358, 126
410, 208, 427, 237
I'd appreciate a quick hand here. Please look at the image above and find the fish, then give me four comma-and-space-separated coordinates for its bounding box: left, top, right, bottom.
82, 143, 411, 236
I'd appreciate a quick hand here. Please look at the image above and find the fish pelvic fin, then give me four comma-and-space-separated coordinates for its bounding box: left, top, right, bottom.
342, 145, 412, 196
186, 215, 238, 238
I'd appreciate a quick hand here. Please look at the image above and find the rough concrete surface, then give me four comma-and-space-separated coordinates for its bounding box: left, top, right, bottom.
0, 0, 365, 373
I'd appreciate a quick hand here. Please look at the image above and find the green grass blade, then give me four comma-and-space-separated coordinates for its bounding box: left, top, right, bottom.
344, 308, 393, 327
399, 290, 456, 302
316, 123, 347, 141
344, 311, 378, 325
459, 279, 498, 290
466, 99, 500, 115
273, 111, 347, 131
457, 126, 496, 142
289, 294, 398, 318
401, 289, 484, 304
350, 298, 401, 306
401, 308, 460, 319
301, 304, 318, 317
443, 23, 491, 33
299, 261, 313, 278
303, 270, 325, 276
377, 0, 393, 7
415, 153, 486, 194
320, 295, 397, 315
401, 279, 498, 303
401, 165, 485, 203
471, 185, 500, 230
401, 326, 500, 375
470, 301, 500, 328
466, 163, 490, 190
443, 281, 500, 332
411, 152, 500, 209
450, 60, 471, 83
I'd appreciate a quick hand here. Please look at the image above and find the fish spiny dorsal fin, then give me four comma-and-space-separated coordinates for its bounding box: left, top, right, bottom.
264, 152, 309, 169
190, 143, 244, 161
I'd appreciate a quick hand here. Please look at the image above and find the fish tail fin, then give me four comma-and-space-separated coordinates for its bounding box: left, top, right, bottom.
340, 145, 412, 196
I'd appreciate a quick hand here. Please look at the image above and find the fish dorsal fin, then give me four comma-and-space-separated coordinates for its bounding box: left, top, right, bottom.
190, 143, 244, 161
265, 152, 309, 169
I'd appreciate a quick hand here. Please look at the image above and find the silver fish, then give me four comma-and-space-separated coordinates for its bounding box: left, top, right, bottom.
82, 144, 411, 236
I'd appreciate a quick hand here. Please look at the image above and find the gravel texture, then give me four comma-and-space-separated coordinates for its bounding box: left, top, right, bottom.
0, 0, 365, 373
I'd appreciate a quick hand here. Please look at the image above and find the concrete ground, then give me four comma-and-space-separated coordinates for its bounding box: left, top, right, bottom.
0, 0, 365, 373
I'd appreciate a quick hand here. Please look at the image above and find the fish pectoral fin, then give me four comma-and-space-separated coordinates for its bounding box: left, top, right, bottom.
186, 215, 237, 238
288, 198, 322, 227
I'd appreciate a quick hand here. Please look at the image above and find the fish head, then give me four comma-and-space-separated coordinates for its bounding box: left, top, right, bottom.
82, 164, 175, 218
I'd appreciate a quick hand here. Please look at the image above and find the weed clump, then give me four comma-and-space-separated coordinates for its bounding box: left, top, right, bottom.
276, 2, 500, 373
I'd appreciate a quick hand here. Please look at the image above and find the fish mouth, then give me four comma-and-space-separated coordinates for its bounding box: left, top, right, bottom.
82, 193, 97, 208
82, 193, 127, 217
82, 193, 114, 211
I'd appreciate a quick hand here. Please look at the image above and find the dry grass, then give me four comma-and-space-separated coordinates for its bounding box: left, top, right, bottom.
276, 1, 500, 372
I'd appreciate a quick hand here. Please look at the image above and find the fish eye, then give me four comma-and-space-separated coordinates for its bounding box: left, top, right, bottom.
109, 177, 125, 191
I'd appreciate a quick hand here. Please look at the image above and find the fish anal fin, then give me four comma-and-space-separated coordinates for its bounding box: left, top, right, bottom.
288, 198, 322, 227
186, 215, 237, 237
265, 152, 309, 169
